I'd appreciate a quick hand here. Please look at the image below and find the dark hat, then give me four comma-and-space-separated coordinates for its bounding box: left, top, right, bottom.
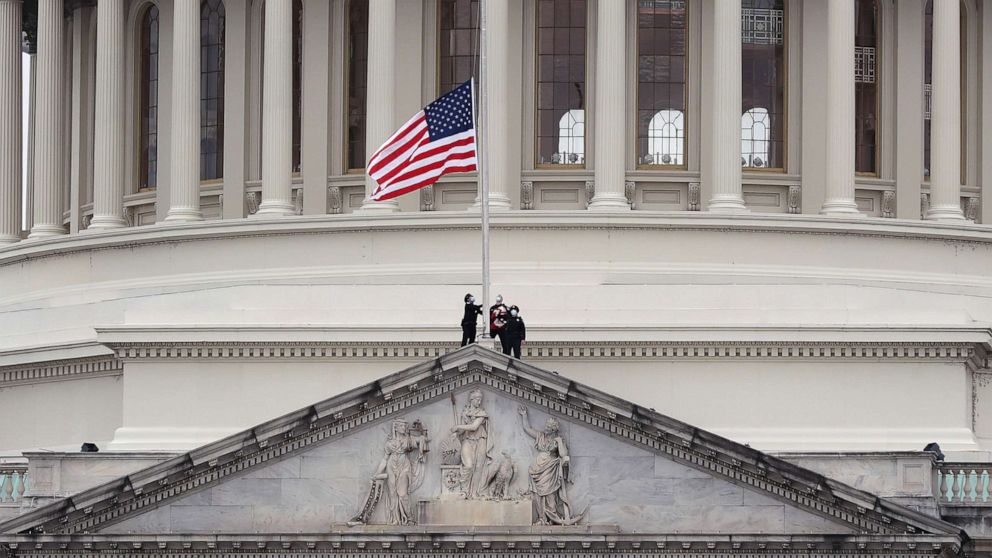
510, 305, 519, 311
464, 293, 474, 302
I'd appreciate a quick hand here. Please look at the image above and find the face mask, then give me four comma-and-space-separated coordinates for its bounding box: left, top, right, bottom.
469, 297, 476, 304
496, 297, 503, 304
510, 310, 518, 317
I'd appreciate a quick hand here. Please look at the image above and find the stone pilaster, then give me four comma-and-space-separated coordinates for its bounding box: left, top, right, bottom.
472, 0, 511, 211
588, 0, 629, 211
28, 0, 67, 238
89, 0, 127, 229
706, 0, 746, 212
926, 0, 965, 220
359, 0, 399, 213
256, 0, 294, 216
820, 0, 859, 216
165, 0, 203, 222
0, 0, 20, 243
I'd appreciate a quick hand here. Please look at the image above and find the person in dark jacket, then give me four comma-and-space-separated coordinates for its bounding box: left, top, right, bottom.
502, 305, 526, 358
461, 293, 483, 346
489, 294, 509, 349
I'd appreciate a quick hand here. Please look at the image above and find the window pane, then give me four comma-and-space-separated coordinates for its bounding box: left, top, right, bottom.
536, 0, 586, 165
855, 0, 878, 174
347, 0, 368, 170
742, 0, 785, 169
439, 0, 480, 95
292, 0, 303, 173
139, 5, 159, 190
637, 0, 687, 166
200, 0, 225, 181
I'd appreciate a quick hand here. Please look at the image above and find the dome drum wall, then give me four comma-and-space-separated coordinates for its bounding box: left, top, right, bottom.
0, 214, 990, 454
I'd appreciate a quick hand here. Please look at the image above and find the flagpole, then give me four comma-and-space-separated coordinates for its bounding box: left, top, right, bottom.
477, 0, 491, 341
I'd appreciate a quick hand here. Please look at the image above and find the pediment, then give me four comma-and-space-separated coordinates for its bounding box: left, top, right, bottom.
0, 346, 965, 554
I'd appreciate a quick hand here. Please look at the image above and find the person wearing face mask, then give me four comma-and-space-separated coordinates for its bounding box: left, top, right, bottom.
461, 293, 483, 346
489, 294, 510, 349
502, 305, 526, 358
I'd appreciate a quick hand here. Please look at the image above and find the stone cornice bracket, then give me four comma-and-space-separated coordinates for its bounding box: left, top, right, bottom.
519, 181, 533, 210
0, 356, 121, 387
1, 346, 963, 540
327, 186, 342, 214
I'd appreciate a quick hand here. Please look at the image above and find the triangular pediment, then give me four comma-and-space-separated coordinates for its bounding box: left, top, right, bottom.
0, 346, 965, 554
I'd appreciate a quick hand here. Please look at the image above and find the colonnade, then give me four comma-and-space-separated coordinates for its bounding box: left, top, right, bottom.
0, 0, 972, 244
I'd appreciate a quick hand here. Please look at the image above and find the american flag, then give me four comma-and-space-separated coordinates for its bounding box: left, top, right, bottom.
367, 81, 478, 202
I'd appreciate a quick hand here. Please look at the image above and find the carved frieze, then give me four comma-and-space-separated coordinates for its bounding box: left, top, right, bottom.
584, 181, 595, 208
964, 197, 979, 221
421, 185, 435, 211
246, 192, 260, 215
881, 191, 895, 218
624, 181, 635, 209
688, 182, 701, 211
788, 185, 801, 214
327, 186, 343, 214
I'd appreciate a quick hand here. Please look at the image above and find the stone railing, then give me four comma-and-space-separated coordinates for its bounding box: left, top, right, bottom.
936, 464, 992, 505
0, 466, 29, 503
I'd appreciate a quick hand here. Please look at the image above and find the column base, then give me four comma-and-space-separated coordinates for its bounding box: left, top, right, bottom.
27, 224, 67, 239
163, 207, 204, 222
588, 194, 632, 212
820, 199, 862, 216
707, 196, 749, 213
357, 200, 400, 214
469, 193, 512, 212
86, 215, 128, 230
925, 205, 966, 221
254, 200, 296, 217
0, 234, 20, 244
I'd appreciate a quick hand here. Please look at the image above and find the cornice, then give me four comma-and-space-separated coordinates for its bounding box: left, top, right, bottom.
0, 532, 964, 555
1, 212, 992, 266
0, 347, 963, 540
0, 356, 121, 387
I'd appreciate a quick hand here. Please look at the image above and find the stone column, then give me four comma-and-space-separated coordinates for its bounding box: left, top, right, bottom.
473, 0, 511, 211
89, 0, 127, 229
28, 0, 67, 238
0, 0, 20, 243
588, 0, 629, 211
165, 0, 202, 222
820, 0, 860, 215
359, 0, 398, 213
256, 0, 294, 216
706, 0, 746, 212
926, 0, 965, 220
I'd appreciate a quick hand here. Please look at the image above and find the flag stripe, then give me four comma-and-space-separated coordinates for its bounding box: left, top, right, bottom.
367, 80, 477, 202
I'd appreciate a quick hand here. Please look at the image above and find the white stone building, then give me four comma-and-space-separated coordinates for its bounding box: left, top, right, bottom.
0, 0, 991, 555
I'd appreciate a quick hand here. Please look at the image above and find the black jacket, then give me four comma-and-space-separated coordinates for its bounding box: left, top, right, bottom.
461, 303, 483, 326
504, 315, 526, 341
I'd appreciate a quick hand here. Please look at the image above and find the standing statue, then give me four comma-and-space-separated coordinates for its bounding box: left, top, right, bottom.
350, 419, 429, 525
450, 389, 496, 498
517, 407, 583, 525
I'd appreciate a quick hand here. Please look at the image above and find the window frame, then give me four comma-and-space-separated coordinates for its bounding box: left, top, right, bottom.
199, 0, 226, 184
740, 0, 789, 174
854, 0, 881, 177
634, 0, 690, 171
343, 0, 369, 174
533, 0, 590, 170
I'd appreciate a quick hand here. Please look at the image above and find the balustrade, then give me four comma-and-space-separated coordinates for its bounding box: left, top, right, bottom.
936, 464, 992, 505
0, 466, 29, 503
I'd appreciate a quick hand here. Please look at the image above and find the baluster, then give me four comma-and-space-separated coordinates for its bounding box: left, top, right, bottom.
1, 472, 11, 503
946, 470, 956, 502
982, 470, 990, 502
13, 471, 24, 501
935, 469, 944, 500
957, 469, 968, 503
968, 470, 979, 502
20, 470, 28, 498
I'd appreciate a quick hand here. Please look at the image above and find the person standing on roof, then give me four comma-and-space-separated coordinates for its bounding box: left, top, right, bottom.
502, 305, 526, 359
489, 294, 509, 350
461, 293, 483, 346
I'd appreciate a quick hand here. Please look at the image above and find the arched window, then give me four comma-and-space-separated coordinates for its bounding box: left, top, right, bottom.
645, 110, 684, 166
556, 109, 585, 164
741, 0, 785, 170
637, 0, 687, 167
741, 107, 770, 168
536, 0, 586, 166
138, 4, 159, 190
291, 0, 303, 173
200, 0, 225, 181
923, 0, 966, 181
439, 0, 479, 95
855, 0, 878, 175
346, 0, 368, 171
